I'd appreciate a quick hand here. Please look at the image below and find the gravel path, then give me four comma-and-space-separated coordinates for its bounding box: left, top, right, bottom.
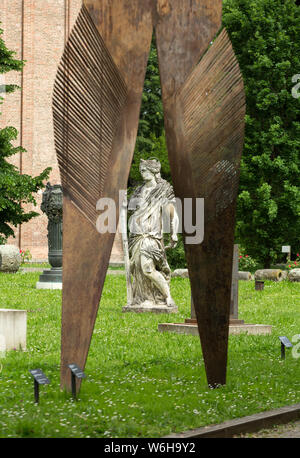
235, 420, 300, 438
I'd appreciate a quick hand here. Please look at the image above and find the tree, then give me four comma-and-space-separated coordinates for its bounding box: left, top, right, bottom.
129, 35, 171, 190
223, 0, 300, 266
0, 24, 51, 245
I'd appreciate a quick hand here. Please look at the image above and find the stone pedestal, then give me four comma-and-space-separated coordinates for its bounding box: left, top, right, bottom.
0, 245, 21, 273
36, 268, 63, 290
158, 244, 272, 336
0, 309, 27, 351
123, 303, 178, 314
158, 321, 272, 336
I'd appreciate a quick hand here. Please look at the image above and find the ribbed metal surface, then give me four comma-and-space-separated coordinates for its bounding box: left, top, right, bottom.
179, 28, 245, 219
173, 28, 246, 386
53, 5, 128, 225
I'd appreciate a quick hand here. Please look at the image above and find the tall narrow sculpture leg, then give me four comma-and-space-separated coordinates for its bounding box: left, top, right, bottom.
60, 198, 114, 388
156, 2, 245, 387
180, 31, 245, 386
54, 3, 153, 392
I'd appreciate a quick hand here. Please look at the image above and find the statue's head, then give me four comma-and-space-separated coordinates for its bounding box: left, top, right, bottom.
139, 158, 161, 182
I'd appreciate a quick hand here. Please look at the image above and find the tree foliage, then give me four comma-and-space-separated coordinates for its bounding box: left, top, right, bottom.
223, 0, 300, 266
0, 25, 51, 244
129, 36, 170, 190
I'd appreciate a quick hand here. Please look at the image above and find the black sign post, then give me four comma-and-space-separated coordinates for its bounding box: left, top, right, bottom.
68, 364, 86, 399
255, 280, 265, 291
279, 336, 293, 360
29, 369, 50, 404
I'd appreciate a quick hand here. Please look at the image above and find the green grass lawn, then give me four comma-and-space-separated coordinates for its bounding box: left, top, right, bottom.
21, 263, 51, 269
0, 272, 299, 438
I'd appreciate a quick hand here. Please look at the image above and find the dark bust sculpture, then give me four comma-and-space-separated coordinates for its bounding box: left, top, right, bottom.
36, 183, 63, 288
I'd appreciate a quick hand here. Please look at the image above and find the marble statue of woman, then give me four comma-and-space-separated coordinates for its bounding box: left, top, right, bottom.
125, 158, 179, 312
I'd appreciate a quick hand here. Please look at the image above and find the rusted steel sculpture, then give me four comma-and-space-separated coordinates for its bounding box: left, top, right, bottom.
53, 0, 245, 392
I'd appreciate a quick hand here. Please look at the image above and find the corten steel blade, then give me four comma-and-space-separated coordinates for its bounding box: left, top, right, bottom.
53, 2, 153, 392
53, 0, 245, 392
156, 7, 246, 384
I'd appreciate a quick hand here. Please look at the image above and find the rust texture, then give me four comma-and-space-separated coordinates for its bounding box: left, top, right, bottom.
164, 28, 246, 386
53, 5, 128, 225
54, 3, 153, 391
53, 0, 245, 391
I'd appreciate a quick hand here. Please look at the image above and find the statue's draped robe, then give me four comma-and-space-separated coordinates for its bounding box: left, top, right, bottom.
128, 179, 175, 305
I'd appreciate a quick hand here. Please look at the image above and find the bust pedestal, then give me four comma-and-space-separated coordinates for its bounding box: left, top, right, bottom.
158, 245, 272, 336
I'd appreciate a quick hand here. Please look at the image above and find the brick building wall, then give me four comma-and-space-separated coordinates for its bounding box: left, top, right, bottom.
0, 0, 124, 264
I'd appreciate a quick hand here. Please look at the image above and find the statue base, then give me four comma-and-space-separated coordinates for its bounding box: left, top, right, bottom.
158, 318, 272, 336
36, 268, 62, 290
123, 301, 178, 314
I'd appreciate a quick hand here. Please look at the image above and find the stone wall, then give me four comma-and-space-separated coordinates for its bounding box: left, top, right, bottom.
0, 0, 124, 263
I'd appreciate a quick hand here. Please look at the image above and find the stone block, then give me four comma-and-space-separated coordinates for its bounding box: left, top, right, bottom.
0, 309, 27, 351
255, 269, 284, 281
238, 271, 253, 281
158, 322, 272, 336
171, 269, 189, 278
123, 304, 178, 314
36, 281, 62, 290
288, 269, 300, 282
0, 245, 21, 273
